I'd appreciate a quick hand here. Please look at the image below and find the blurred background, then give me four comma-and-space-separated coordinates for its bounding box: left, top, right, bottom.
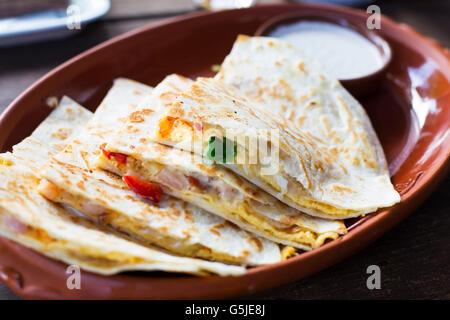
0, 0, 449, 300
1, 0, 449, 110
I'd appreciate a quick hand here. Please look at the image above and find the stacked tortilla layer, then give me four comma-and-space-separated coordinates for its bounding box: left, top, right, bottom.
0, 36, 399, 277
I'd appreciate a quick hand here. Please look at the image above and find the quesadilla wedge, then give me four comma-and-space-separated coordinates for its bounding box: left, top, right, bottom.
0, 98, 244, 276
98, 74, 346, 250
128, 75, 399, 220
38, 78, 281, 265
1, 96, 92, 171
214, 35, 400, 218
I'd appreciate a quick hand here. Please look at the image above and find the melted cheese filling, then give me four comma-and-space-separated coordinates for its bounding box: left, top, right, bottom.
158, 121, 357, 217
98, 153, 339, 249
0, 210, 145, 270
235, 162, 358, 217
37, 178, 245, 264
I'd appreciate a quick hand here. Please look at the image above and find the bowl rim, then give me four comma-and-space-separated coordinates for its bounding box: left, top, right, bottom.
254, 11, 392, 81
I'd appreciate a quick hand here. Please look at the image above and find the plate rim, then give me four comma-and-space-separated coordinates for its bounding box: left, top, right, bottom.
0, 3, 449, 299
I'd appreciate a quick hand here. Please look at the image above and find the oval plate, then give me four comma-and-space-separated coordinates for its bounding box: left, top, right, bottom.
0, 4, 449, 299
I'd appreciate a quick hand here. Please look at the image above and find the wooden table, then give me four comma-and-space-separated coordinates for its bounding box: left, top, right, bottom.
0, 0, 449, 299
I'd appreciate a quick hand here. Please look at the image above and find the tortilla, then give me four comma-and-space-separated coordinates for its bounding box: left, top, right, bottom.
133, 73, 399, 219
213, 35, 400, 218
98, 74, 346, 250
130, 37, 399, 220
1, 96, 92, 171
38, 78, 281, 265
0, 98, 244, 276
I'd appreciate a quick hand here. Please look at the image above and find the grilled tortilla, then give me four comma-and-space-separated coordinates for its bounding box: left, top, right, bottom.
38, 78, 281, 265
132, 74, 399, 219
0, 97, 244, 276
214, 35, 400, 218
2, 96, 92, 171
98, 74, 346, 250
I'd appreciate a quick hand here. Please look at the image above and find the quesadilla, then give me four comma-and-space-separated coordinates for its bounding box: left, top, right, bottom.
97, 74, 346, 250
2, 96, 92, 171
38, 78, 281, 265
0, 98, 244, 276
214, 35, 400, 218
127, 73, 399, 220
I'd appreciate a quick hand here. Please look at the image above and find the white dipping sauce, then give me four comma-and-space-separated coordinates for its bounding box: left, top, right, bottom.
269, 21, 383, 80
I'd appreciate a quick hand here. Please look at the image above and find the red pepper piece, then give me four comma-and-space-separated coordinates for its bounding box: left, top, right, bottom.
122, 175, 162, 203
101, 147, 128, 165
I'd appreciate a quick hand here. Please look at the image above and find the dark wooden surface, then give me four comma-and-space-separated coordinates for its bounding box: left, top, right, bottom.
0, 0, 449, 300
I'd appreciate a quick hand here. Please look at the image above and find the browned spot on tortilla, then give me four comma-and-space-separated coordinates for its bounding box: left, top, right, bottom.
246, 237, 263, 252
332, 185, 356, 194
359, 132, 377, 169
51, 128, 72, 140
237, 34, 250, 42
298, 62, 305, 72
129, 111, 145, 123
182, 230, 191, 238
213, 223, 226, 230
33, 228, 57, 244
298, 94, 308, 103
322, 117, 330, 136
76, 180, 86, 191
286, 109, 295, 121
152, 143, 169, 157
159, 91, 178, 105
184, 210, 194, 222
297, 115, 306, 127
306, 101, 318, 109
196, 163, 217, 176
79, 150, 90, 169
169, 101, 185, 117
313, 160, 325, 173
209, 227, 221, 237
240, 250, 250, 257
141, 109, 154, 115
362, 156, 377, 169
269, 79, 295, 102
188, 83, 221, 105
125, 126, 139, 133
279, 215, 297, 226
337, 96, 358, 142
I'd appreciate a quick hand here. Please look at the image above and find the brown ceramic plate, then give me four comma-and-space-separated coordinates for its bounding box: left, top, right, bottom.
0, 4, 449, 299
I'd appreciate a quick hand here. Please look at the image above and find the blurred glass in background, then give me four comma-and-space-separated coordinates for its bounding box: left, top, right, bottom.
291, 0, 375, 6
0, 0, 381, 47
193, 0, 258, 10
0, 0, 69, 18
192, 0, 375, 10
